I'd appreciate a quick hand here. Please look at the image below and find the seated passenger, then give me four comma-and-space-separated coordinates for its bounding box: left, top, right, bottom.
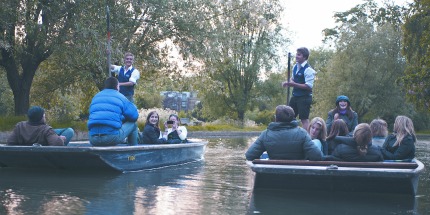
326, 95, 358, 135
381, 116, 416, 161
307, 117, 328, 155
245, 105, 322, 161
7, 106, 74, 146
139, 111, 167, 144
87, 77, 139, 146
163, 114, 187, 144
326, 119, 350, 155
370, 118, 388, 147
331, 123, 383, 162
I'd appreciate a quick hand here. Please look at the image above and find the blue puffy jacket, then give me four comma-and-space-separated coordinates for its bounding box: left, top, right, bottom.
87, 89, 138, 135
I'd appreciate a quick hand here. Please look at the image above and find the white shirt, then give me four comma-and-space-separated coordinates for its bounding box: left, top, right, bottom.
111, 65, 140, 84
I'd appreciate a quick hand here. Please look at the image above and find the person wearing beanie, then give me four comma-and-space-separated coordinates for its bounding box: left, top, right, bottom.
326, 95, 358, 135
245, 105, 322, 161
87, 77, 139, 146
7, 106, 74, 146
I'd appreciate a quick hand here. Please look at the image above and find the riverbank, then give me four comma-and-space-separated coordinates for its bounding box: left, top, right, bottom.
0, 131, 262, 144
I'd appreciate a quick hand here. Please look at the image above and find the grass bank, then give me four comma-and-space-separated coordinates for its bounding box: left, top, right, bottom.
0, 116, 266, 132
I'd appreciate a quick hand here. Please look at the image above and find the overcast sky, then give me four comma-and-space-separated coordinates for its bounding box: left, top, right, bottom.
280, 0, 412, 51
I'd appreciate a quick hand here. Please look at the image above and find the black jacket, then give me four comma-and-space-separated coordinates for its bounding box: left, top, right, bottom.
245, 121, 322, 161
329, 136, 383, 162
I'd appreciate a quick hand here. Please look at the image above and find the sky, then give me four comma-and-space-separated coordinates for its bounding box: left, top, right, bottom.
280, 0, 412, 51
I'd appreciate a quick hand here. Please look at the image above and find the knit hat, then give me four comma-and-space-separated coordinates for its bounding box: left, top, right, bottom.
27, 106, 45, 123
336, 95, 350, 106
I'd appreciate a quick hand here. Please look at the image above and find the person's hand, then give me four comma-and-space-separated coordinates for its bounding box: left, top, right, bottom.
172, 121, 178, 130
334, 113, 339, 120
60, 135, 66, 144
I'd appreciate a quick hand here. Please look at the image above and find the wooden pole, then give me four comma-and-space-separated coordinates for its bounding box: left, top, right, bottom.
106, 6, 111, 77
286, 52, 291, 105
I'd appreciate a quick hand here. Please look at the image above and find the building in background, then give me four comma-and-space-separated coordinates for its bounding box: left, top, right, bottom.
160, 91, 199, 112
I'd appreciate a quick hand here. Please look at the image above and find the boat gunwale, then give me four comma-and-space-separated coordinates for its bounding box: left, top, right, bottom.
246, 159, 425, 178
0, 139, 208, 153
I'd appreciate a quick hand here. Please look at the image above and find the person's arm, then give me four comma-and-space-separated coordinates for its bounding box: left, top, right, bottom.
245, 133, 267, 161
381, 136, 415, 160
143, 126, 167, 144
177, 126, 187, 140
119, 68, 140, 87
303, 135, 323, 161
123, 100, 138, 122
326, 111, 334, 133
110, 65, 121, 74
351, 112, 358, 131
45, 128, 65, 146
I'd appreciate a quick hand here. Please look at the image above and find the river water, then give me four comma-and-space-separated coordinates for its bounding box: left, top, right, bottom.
0, 136, 429, 215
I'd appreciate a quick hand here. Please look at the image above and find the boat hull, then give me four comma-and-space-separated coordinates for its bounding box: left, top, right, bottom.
0, 139, 207, 172
247, 159, 425, 196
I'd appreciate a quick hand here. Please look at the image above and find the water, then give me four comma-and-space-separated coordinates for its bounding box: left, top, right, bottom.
0, 136, 429, 215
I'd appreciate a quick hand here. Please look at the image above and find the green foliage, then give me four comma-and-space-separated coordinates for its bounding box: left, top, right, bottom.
198, 0, 287, 122
253, 72, 288, 111
400, 0, 430, 111
246, 110, 274, 126
0, 116, 26, 131
315, 1, 416, 126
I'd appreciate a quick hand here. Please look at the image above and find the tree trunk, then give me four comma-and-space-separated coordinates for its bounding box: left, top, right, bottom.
12, 88, 31, 116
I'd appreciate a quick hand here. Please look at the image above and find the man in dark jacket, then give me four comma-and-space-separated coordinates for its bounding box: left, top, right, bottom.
245, 105, 322, 161
88, 77, 139, 146
8, 106, 74, 146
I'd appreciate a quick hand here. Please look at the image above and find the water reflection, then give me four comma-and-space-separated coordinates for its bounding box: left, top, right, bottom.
0, 136, 428, 214
249, 189, 416, 215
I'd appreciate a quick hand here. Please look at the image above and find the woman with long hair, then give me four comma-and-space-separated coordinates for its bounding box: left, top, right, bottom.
330, 123, 383, 162
139, 111, 167, 144
326, 119, 349, 155
381, 116, 416, 161
370, 118, 388, 147
307, 117, 328, 155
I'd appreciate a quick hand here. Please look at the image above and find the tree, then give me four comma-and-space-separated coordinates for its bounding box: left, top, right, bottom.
0, 1, 79, 115
401, 0, 430, 111
319, 0, 411, 124
198, 0, 286, 123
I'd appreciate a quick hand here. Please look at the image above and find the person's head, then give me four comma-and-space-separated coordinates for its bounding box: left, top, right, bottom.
308, 117, 327, 141
370, 118, 388, 137
104, 77, 119, 90
335, 95, 350, 110
353, 123, 372, 156
393, 115, 416, 146
169, 114, 180, 124
327, 119, 349, 140
296, 47, 310, 64
275, 105, 295, 123
27, 106, 45, 123
146, 111, 160, 127
124, 52, 134, 68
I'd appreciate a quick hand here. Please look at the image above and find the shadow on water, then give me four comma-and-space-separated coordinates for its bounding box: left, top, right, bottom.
0, 161, 204, 215
248, 189, 417, 215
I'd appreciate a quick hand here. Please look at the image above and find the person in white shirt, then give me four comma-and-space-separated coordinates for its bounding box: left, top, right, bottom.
282, 47, 316, 130
110, 52, 140, 102
163, 114, 188, 144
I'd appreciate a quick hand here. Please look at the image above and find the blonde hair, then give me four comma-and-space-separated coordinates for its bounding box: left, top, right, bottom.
353, 123, 372, 156
370, 118, 388, 137
308, 117, 327, 141
393, 116, 416, 147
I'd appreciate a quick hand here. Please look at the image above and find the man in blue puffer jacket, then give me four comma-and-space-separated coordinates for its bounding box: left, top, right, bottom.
88, 77, 139, 146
